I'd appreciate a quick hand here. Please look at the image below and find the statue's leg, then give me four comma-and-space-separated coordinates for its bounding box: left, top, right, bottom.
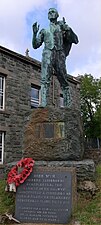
56, 51, 72, 107
39, 50, 52, 107
56, 51, 68, 86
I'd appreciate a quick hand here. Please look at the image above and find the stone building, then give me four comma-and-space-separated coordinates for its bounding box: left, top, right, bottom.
0, 45, 81, 175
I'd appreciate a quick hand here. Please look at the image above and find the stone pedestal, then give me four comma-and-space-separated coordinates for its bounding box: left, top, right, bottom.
24, 107, 84, 161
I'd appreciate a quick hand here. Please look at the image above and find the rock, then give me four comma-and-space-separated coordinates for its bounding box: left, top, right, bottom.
71, 220, 81, 225
74, 222, 81, 225
24, 107, 84, 161
78, 180, 98, 195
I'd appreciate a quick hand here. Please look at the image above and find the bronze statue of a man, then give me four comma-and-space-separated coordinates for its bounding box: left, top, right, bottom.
32, 8, 79, 107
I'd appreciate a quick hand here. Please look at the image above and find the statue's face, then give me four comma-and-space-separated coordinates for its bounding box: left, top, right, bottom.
48, 8, 59, 21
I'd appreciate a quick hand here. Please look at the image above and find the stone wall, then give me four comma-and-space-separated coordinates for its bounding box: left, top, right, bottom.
0, 45, 81, 170
0, 46, 41, 165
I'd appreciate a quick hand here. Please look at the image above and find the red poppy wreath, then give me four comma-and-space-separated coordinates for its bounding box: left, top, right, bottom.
6, 158, 35, 192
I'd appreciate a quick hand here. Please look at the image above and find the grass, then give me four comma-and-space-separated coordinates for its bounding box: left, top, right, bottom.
0, 164, 101, 225
0, 180, 15, 215
73, 163, 101, 225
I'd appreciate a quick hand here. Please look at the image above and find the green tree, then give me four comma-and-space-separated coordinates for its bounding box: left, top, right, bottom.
80, 74, 101, 138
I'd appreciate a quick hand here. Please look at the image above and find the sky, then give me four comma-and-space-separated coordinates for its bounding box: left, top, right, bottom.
0, 0, 101, 79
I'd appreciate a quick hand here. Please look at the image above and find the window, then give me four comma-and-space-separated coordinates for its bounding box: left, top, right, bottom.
31, 84, 40, 108
60, 94, 64, 107
0, 132, 4, 164
0, 75, 5, 110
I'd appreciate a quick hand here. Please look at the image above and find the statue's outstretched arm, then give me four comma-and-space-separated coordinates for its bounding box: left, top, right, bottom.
32, 22, 44, 49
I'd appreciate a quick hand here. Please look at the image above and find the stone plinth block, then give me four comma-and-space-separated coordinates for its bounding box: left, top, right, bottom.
6, 159, 95, 182
24, 107, 84, 160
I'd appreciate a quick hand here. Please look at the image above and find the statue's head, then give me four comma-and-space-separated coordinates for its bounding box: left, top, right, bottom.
48, 8, 59, 21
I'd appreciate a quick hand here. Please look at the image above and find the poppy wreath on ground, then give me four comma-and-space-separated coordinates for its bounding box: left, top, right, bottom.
7, 158, 35, 187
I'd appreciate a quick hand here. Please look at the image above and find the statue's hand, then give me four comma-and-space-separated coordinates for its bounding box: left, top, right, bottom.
32, 22, 40, 34
60, 18, 70, 31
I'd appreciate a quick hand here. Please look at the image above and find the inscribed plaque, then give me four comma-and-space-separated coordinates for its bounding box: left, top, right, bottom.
15, 167, 74, 224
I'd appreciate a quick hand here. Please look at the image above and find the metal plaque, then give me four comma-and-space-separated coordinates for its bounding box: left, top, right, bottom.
43, 123, 54, 138
15, 167, 73, 224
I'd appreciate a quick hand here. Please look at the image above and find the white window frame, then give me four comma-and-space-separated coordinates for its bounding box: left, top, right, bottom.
0, 75, 5, 110
0, 132, 4, 164
31, 84, 41, 108
60, 93, 64, 108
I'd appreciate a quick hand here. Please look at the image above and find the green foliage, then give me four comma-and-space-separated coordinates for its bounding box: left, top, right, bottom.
80, 74, 101, 138
73, 164, 101, 225
96, 164, 101, 174
0, 179, 15, 214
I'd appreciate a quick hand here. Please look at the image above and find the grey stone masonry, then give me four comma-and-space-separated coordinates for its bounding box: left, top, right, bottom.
0, 46, 41, 165
0, 45, 81, 168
